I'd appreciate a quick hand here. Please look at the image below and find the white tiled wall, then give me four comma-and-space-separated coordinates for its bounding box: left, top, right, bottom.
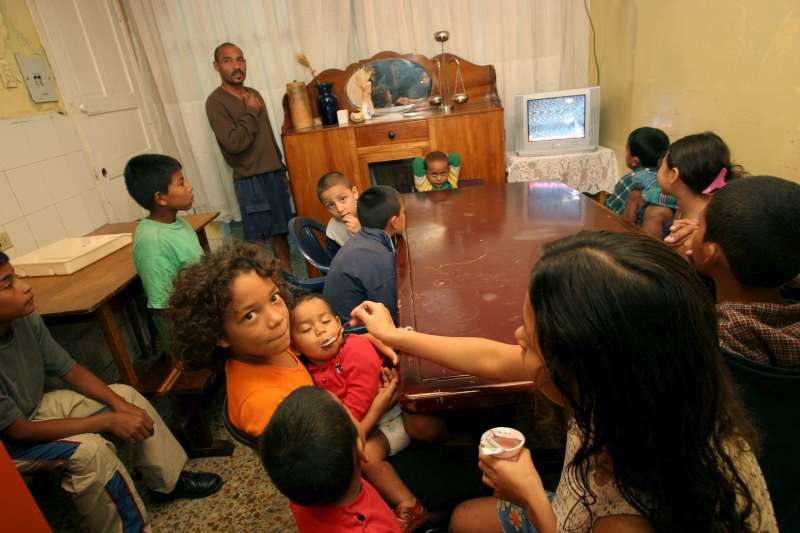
0, 113, 110, 258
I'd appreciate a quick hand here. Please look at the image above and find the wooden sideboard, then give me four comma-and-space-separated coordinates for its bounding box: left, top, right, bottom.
281, 51, 505, 224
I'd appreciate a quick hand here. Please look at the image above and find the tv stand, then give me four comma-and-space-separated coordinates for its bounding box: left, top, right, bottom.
506, 146, 619, 194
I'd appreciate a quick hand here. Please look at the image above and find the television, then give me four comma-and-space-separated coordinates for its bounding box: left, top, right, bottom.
514, 86, 600, 156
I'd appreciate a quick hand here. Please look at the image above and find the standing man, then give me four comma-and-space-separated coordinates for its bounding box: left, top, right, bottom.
206, 42, 293, 273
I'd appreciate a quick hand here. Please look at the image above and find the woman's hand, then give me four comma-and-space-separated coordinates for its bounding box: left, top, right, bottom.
350, 301, 399, 345
479, 449, 545, 509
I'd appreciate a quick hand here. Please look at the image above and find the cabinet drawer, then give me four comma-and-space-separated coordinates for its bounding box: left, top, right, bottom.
355, 120, 429, 147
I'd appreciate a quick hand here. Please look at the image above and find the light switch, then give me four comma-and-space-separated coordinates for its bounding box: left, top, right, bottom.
15, 54, 58, 102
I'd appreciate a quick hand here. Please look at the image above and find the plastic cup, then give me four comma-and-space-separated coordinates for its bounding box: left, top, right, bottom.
480, 427, 525, 460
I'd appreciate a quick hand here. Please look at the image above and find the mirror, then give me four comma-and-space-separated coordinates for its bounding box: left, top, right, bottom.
346, 59, 432, 114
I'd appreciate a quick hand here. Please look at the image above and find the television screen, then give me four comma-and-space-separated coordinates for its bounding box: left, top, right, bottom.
527, 95, 586, 142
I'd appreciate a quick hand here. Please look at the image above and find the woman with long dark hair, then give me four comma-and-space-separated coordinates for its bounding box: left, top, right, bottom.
352, 231, 776, 532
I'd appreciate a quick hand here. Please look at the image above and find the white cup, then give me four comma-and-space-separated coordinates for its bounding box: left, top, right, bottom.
480, 427, 525, 460
337, 109, 349, 126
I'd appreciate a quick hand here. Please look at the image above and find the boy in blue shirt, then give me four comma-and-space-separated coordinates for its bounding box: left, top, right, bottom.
604, 127, 676, 237
323, 186, 405, 323
124, 154, 204, 338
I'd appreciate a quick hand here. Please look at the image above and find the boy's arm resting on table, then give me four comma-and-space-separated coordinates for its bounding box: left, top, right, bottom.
351, 301, 534, 383
206, 98, 260, 155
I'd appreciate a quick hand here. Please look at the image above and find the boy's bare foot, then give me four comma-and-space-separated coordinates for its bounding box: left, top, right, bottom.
395, 500, 427, 532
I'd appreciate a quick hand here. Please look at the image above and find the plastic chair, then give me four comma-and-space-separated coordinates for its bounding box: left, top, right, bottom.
222, 397, 258, 449
282, 271, 325, 293
721, 349, 800, 532
288, 217, 334, 274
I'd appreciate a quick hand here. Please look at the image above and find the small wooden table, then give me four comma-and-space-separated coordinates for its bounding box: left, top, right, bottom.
26, 212, 218, 391
24, 213, 232, 457
397, 183, 638, 413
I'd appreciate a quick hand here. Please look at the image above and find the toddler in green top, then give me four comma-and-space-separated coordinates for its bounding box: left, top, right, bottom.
124, 154, 203, 338
413, 151, 460, 192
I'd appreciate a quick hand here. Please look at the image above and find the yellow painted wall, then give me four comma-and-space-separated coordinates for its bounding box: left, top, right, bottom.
590, 0, 800, 183
0, 0, 63, 117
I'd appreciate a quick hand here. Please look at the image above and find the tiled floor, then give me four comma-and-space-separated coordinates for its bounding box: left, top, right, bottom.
37, 386, 298, 532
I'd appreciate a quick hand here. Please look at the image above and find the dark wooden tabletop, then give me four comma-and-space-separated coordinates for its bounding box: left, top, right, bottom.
397, 182, 638, 411
25, 212, 219, 317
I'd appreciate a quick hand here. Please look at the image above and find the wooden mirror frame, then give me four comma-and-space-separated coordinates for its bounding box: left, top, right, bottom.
281, 50, 500, 133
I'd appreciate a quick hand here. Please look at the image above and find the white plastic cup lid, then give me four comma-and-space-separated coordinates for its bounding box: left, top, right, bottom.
480, 427, 525, 459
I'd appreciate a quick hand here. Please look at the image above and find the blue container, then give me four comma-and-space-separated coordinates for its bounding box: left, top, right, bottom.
316, 82, 339, 126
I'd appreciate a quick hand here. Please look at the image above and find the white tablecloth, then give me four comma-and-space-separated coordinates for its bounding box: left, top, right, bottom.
506, 146, 619, 194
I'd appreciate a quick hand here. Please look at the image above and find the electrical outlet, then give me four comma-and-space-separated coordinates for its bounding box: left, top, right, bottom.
0, 231, 13, 251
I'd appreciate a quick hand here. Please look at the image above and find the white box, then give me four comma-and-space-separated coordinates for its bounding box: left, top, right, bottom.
12, 233, 132, 277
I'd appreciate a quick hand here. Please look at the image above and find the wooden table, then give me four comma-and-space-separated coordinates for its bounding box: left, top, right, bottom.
26, 212, 219, 392
25, 213, 232, 457
397, 182, 639, 413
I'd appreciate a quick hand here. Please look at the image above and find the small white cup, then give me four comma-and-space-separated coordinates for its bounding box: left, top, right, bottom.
480, 427, 525, 460
337, 109, 349, 126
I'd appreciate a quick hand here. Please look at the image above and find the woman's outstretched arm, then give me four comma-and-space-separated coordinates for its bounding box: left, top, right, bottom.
351, 301, 538, 383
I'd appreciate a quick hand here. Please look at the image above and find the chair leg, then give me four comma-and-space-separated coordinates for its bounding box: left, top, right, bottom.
169, 394, 234, 458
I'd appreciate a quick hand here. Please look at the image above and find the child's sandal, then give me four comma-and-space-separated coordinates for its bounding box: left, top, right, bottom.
395, 500, 427, 533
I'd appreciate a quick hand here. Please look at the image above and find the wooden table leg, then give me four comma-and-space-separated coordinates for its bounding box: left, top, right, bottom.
95, 303, 139, 389
171, 393, 234, 458
197, 228, 211, 253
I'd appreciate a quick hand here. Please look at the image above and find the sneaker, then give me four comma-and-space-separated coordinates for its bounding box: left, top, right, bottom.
149, 471, 223, 503
395, 500, 427, 532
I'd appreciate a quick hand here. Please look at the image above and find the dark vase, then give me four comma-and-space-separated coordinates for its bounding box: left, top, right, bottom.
316, 82, 339, 126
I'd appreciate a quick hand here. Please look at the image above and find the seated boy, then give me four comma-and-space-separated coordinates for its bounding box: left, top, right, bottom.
260, 385, 401, 532
323, 186, 404, 322
0, 251, 221, 532
604, 127, 676, 238
689, 176, 800, 366
290, 292, 448, 531
124, 154, 204, 339
317, 171, 361, 257
413, 151, 460, 192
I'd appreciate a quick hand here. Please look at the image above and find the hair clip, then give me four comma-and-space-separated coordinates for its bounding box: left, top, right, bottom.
702, 167, 728, 195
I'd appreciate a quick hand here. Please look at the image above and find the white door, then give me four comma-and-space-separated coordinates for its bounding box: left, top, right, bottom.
30, 0, 158, 222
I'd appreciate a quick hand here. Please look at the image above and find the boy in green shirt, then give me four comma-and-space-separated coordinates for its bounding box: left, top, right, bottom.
124, 154, 204, 338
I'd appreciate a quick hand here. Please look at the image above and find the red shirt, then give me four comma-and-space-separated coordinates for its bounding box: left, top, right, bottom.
307, 334, 381, 421
290, 478, 401, 533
